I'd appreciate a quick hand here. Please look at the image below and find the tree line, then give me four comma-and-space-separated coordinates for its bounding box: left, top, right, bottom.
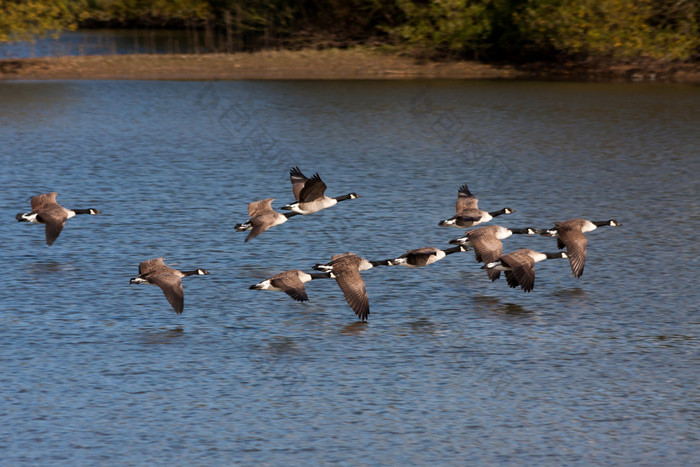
1, 0, 698, 62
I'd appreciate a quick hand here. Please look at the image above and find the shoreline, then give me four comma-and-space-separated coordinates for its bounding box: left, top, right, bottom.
1, 49, 699, 83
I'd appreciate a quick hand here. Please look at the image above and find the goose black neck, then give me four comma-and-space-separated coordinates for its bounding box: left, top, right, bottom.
593, 220, 613, 227
544, 252, 566, 260
370, 259, 392, 267
489, 208, 510, 217
73, 209, 94, 215
335, 193, 355, 202
182, 270, 202, 276
510, 227, 534, 235
284, 212, 301, 219
444, 246, 466, 255
310, 272, 332, 280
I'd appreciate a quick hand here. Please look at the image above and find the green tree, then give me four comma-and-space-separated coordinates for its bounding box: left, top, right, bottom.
519, 0, 700, 60
391, 0, 493, 58
0, 0, 79, 42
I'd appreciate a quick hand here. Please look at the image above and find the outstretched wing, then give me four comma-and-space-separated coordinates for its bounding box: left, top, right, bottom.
334, 268, 370, 321
469, 231, 503, 281
298, 174, 327, 202
455, 183, 478, 213
504, 253, 535, 292
271, 272, 309, 302
31, 192, 58, 211
557, 228, 587, 278
37, 206, 67, 246
150, 274, 185, 314
248, 198, 275, 217
139, 257, 167, 275
245, 213, 277, 242
290, 166, 308, 201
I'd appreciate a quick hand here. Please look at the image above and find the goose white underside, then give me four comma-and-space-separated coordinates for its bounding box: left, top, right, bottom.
485, 262, 509, 271
283, 197, 337, 215
251, 279, 282, 291
130, 278, 152, 285
452, 238, 474, 247
581, 221, 598, 233
19, 212, 40, 223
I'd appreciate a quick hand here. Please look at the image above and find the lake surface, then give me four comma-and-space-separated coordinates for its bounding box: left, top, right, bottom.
0, 80, 698, 465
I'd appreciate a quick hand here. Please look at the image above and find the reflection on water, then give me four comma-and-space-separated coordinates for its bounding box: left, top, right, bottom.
0, 29, 220, 59
139, 326, 185, 345
0, 80, 698, 465
339, 321, 369, 336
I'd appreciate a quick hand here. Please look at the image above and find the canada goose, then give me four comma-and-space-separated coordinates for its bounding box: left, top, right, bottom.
129, 257, 210, 315
234, 198, 297, 242
15, 192, 101, 245
438, 183, 514, 228
449, 225, 537, 280
281, 166, 359, 215
249, 269, 331, 302
538, 218, 621, 278
380, 245, 468, 268
481, 249, 568, 293
313, 252, 373, 321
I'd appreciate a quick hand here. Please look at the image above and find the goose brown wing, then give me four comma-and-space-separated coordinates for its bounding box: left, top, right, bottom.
455, 184, 479, 213
334, 267, 369, 321
290, 166, 308, 201
245, 213, 277, 242
31, 192, 58, 211
404, 247, 439, 266
248, 198, 275, 217
469, 231, 503, 281
502, 251, 535, 292
271, 271, 310, 302
557, 228, 587, 278
455, 209, 483, 223
504, 270, 520, 289
139, 257, 167, 276
149, 274, 185, 314
37, 206, 67, 246
298, 174, 327, 202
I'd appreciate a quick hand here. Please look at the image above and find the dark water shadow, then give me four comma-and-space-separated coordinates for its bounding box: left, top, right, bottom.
406, 318, 439, 335
339, 321, 368, 336
25, 261, 78, 274
472, 295, 536, 316
552, 287, 587, 299
138, 326, 185, 344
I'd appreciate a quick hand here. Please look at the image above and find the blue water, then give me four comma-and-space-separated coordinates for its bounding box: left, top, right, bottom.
0, 80, 698, 465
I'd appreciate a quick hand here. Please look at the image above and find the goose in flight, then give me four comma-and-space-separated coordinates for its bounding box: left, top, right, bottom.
249, 269, 331, 302
281, 166, 359, 215
16, 192, 101, 245
380, 245, 468, 268
313, 252, 375, 321
235, 198, 297, 242
482, 249, 568, 293
449, 225, 536, 280
438, 183, 514, 228
538, 218, 621, 278
129, 257, 210, 315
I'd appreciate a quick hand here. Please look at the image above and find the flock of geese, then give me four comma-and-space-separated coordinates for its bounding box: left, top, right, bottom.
15, 167, 620, 321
